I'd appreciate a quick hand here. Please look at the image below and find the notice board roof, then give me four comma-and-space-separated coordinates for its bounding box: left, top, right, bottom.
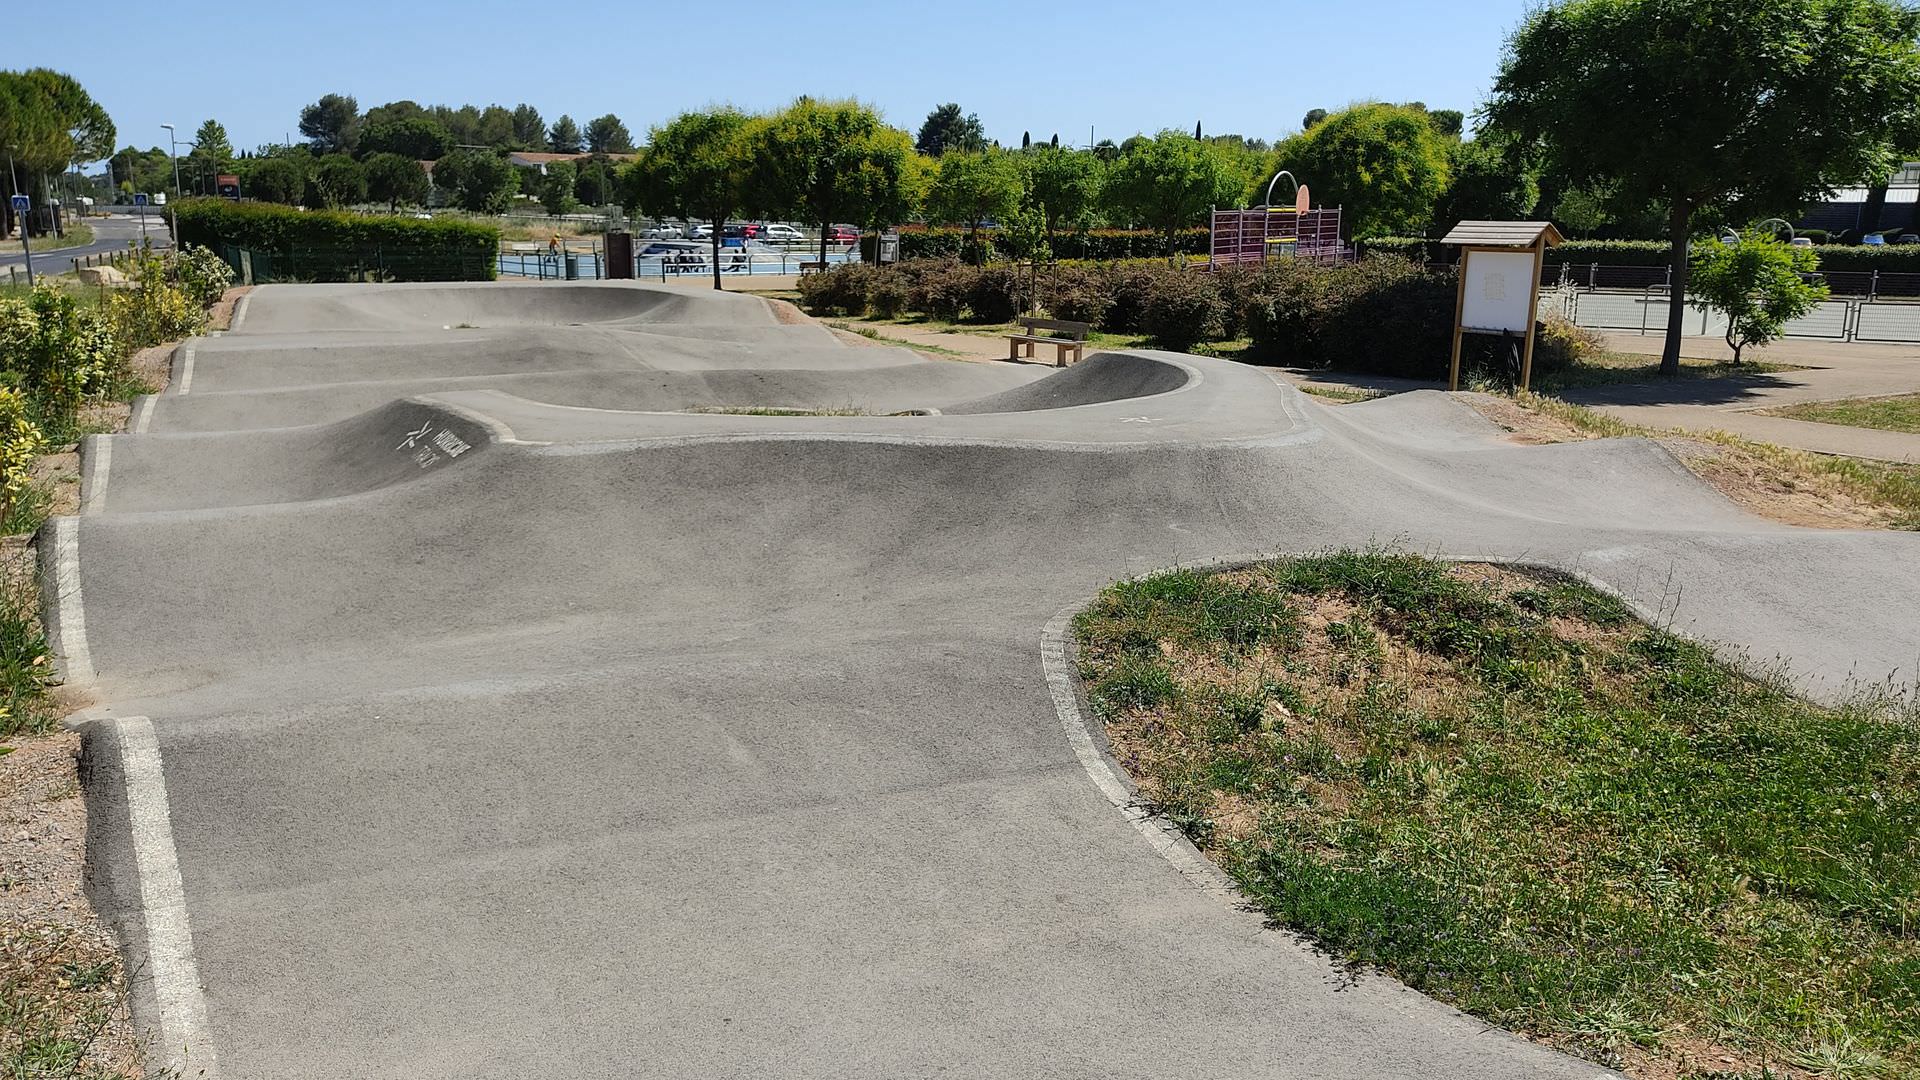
1438, 221, 1564, 248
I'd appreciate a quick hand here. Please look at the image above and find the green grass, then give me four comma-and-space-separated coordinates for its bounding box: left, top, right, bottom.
1074, 551, 1920, 1078
1, 922, 134, 1079
1767, 394, 1920, 436
0, 222, 92, 258
823, 319, 973, 358
0, 555, 54, 740
1531, 350, 1798, 394
1297, 383, 1382, 404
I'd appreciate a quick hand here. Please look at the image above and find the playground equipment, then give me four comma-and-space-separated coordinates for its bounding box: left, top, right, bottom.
1206, 170, 1350, 269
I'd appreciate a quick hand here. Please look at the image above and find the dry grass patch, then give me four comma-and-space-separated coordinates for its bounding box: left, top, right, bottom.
1075, 552, 1920, 1079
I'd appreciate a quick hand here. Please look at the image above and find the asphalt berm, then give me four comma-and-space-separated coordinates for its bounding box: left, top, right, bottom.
55, 281, 1918, 1078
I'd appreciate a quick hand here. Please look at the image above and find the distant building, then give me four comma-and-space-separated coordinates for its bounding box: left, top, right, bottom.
506, 151, 637, 170
1799, 163, 1920, 234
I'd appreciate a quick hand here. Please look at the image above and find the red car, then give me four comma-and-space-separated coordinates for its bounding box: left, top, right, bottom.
825, 225, 860, 244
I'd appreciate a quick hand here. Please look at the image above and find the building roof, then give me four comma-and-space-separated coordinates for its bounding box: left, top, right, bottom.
506, 151, 637, 166
1438, 221, 1564, 248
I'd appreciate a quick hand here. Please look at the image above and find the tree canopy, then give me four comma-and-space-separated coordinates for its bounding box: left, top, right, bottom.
926, 149, 1024, 260
915, 103, 986, 156
585, 114, 634, 154
1102, 132, 1247, 253
746, 99, 910, 263
548, 115, 583, 154
1488, 0, 1920, 373
305, 154, 367, 209
356, 117, 453, 161
1021, 145, 1103, 243
365, 153, 429, 212
1272, 103, 1452, 236
299, 93, 360, 154
623, 108, 754, 289
432, 148, 518, 213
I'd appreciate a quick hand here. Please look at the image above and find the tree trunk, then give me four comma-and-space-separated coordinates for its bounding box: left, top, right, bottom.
819, 222, 829, 270
1862, 182, 1890, 236
967, 221, 980, 265
712, 215, 723, 291
1661, 201, 1692, 378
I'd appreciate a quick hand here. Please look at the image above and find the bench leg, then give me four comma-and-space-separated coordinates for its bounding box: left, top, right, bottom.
1025, 340, 1036, 359
1008, 338, 1019, 361
1055, 342, 1068, 367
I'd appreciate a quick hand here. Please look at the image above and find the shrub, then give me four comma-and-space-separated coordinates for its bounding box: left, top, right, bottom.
1139, 271, 1223, 351
172, 245, 235, 309
962, 263, 1025, 322
1045, 264, 1116, 326
904, 259, 976, 321
111, 266, 203, 354
1103, 262, 1179, 334
172, 198, 498, 282
0, 287, 117, 425
795, 262, 876, 316
895, 226, 1210, 262
1356, 236, 1435, 262
867, 275, 910, 318
1247, 256, 1455, 377
1530, 314, 1605, 374
0, 388, 44, 528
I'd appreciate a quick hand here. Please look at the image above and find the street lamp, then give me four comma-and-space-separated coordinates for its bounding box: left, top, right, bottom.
161, 123, 183, 245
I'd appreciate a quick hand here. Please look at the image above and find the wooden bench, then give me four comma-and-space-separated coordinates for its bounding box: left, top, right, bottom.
1006, 317, 1090, 366
797, 260, 827, 275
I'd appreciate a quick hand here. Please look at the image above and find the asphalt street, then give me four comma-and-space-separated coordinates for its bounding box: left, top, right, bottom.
1, 208, 170, 271
57, 281, 1919, 1078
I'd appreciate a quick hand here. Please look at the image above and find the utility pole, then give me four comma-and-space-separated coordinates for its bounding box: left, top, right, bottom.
162, 124, 183, 245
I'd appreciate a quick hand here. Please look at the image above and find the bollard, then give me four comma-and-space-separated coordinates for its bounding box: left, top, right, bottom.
564, 252, 579, 280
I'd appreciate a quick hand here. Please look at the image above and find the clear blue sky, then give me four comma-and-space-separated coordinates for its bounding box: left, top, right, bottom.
42, 0, 1536, 162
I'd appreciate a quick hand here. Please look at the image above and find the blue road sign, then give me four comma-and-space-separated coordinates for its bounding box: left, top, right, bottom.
8, 194, 26, 212
134, 193, 148, 207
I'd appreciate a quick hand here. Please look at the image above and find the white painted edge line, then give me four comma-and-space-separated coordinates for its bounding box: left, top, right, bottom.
131, 395, 155, 435
229, 292, 250, 332
1040, 602, 1239, 901
113, 715, 221, 1079
81, 435, 110, 515
47, 517, 96, 685
176, 343, 196, 395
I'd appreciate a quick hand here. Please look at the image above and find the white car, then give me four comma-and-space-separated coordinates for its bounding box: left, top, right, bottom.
761, 223, 804, 242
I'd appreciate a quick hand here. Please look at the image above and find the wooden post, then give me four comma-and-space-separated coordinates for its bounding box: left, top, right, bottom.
1518, 239, 1544, 392
1447, 247, 1470, 391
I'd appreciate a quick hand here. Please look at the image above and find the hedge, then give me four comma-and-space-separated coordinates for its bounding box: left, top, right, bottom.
886, 226, 1212, 262
1359, 234, 1920, 274
172, 199, 499, 282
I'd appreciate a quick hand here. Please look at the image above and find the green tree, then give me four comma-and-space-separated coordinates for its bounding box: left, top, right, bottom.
298, 93, 360, 154
364, 100, 428, 128
357, 117, 453, 161
574, 159, 613, 206
433, 148, 519, 213
1102, 132, 1245, 255
1690, 232, 1830, 364
1431, 137, 1537, 230
243, 155, 306, 204
433, 104, 483, 146
1428, 109, 1465, 138
1302, 108, 1328, 130
1489, 0, 1920, 375
746, 98, 911, 266
306, 154, 367, 208
1021, 146, 1102, 249
548, 114, 583, 154
585, 114, 634, 154
365, 152, 429, 212
0, 69, 115, 234
510, 103, 546, 149
185, 119, 233, 196
539, 160, 579, 215
1272, 103, 1451, 237
622, 108, 753, 290
926, 149, 1024, 262
476, 105, 516, 149
915, 102, 986, 156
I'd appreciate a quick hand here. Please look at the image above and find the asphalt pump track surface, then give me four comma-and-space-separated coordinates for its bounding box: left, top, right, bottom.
52, 281, 1920, 1078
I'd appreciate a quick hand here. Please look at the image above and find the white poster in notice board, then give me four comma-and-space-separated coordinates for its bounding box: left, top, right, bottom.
1460, 249, 1537, 333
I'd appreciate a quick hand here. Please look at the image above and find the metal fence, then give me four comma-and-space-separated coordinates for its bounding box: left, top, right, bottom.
1532, 263, 1920, 345
495, 245, 861, 281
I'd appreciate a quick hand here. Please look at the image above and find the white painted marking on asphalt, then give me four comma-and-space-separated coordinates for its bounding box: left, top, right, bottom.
1041, 605, 1237, 900
48, 517, 96, 685
81, 436, 110, 515
230, 292, 250, 332
131, 395, 155, 435
177, 344, 195, 394
114, 715, 221, 1079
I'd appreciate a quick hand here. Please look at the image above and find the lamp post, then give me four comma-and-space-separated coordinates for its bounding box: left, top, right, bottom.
161, 124, 183, 245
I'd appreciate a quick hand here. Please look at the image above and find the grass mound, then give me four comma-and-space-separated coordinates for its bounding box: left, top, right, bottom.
1073, 551, 1919, 1079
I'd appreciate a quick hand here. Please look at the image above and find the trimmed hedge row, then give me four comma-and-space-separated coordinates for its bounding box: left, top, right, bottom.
890, 226, 1211, 262
799, 256, 1587, 381
173, 199, 499, 282
1360, 234, 1920, 273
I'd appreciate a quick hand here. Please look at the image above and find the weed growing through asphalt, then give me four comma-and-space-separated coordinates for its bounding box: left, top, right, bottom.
1073, 551, 1920, 1078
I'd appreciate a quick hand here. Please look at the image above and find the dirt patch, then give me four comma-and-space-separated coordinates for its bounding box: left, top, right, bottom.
206, 285, 248, 333
759, 295, 812, 327
0, 731, 144, 1075
1461, 394, 1898, 530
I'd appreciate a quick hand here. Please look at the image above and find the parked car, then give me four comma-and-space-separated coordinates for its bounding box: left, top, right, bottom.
825, 225, 860, 244
1898, 234, 1920, 245
1863, 233, 1888, 246
761, 223, 804, 242
1789, 237, 1815, 249
723, 223, 766, 240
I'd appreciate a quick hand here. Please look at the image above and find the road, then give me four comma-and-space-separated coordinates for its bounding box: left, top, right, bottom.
1, 208, 171, 272
59, 282, 1920, 1079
